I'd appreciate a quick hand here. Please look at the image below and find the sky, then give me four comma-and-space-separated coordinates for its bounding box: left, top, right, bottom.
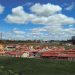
0, 0, 75, 40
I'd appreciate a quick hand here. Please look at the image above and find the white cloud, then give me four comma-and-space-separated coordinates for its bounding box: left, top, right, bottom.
5, 4, 75, 25
12, 28, 26, 35
22, 2, 33, 6
5, 6, 35, 24
2, 29, 26, 40
0, 4, 4, 14
32, 14, 75, 26
30, 3, 62, 16
2, 27, 75, 40
65, 2, 74, 11
31, 25, 75, 40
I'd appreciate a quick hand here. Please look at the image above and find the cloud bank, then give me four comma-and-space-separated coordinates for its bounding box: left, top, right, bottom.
5, 3, 75, 40
0, 4, 4, 14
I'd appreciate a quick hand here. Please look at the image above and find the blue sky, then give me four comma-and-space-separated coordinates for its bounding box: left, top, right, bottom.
0, 0, 75, 40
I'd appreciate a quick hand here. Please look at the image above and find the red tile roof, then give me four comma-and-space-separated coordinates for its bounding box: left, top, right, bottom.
7, 51, 24, 55
41, 50, 75, 58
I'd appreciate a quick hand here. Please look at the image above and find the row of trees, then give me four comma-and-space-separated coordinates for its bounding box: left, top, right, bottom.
0, 36, 75, 45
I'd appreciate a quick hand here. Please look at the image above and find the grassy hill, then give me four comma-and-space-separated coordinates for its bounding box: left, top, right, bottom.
0, 56, 75, 75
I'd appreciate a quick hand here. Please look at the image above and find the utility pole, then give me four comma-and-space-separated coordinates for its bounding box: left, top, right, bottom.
0, 32, 2, 40
0, 32, 3, 44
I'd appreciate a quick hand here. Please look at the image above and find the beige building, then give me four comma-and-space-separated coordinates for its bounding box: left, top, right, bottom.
21, 52, 29, 58
0, 44, 4, 50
